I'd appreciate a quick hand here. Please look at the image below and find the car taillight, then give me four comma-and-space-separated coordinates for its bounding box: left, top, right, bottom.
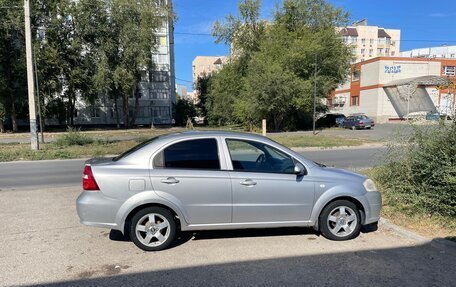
83, 165, 100, 191
359, 121, 363, 124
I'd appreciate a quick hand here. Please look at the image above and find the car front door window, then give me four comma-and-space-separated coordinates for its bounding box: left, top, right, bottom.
226, 139, 295, 174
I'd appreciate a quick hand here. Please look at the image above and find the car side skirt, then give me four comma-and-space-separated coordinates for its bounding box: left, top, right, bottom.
181, 220, 314, 231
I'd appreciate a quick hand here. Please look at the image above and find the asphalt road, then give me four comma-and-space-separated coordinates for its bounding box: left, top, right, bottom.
0, 186, 455, 287
0, 147, 385, 190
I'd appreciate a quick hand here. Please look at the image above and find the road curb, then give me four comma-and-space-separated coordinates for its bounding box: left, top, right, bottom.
291, 143, 385, 152
379, 217, 456, 249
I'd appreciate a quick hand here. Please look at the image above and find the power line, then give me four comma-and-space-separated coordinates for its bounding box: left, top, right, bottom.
175, 32, 212, 36
176, 77, 193, 83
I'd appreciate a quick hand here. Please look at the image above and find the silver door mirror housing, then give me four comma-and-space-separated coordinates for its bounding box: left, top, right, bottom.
294, 162, 306, 176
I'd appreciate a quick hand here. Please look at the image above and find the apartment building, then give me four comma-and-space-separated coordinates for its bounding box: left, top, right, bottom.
328, 57, 456, 122
338, 19, 401, 64
192, 56, 229, 86
401, 45, 456, 59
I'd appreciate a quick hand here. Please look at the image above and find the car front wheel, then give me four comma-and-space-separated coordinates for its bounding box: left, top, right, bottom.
319, 200, 361, 241
130, 207, 176, 251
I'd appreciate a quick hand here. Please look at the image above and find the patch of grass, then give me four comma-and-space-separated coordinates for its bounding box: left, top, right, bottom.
363, 168, 456, 240
269, 134, 370, 148
54, 127, 94, 146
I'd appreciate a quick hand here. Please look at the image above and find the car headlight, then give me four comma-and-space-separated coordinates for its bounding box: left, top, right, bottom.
363, 179, 377, 192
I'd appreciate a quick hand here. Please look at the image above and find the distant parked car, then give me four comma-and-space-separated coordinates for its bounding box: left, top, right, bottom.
76, 131, 381, 251
316, 113, 346, 128
342, 115, 375, 130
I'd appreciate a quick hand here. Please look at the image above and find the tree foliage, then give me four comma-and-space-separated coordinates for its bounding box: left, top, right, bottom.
0, 0, 168, 131
208, 0, 351, 131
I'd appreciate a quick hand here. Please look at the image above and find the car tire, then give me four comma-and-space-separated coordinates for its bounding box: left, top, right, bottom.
130, 207, 176, 251
319, 200, 361, 241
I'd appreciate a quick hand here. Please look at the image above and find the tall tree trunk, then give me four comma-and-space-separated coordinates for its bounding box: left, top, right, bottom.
0, 120, 5, 133
122, 94, 129, 129
130, 86, 139, 127
70, 96, 75, 126
114, 96, 120, 128
11, 102, 18, 132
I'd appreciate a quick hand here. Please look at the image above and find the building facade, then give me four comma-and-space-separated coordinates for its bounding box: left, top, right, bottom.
328, 57, 456, 122
47, 0, 176, 127
192, 56, 228, 86
338, 19, 401, 64
401, 45, 456, 59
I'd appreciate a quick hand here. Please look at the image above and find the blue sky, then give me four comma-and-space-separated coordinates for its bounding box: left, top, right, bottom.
173, 0, 456, 91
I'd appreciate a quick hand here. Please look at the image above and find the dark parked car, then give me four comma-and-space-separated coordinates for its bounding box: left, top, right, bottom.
342, 115, 375, 130
316, 113, 346, 128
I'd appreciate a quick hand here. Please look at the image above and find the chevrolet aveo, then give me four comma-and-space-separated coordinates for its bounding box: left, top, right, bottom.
77, 131, 381, 251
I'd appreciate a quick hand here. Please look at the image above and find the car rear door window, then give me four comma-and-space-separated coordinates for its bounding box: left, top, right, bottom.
158, 138, 220, 170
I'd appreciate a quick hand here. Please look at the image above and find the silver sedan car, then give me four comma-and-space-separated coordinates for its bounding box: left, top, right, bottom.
77, 131, 381, 251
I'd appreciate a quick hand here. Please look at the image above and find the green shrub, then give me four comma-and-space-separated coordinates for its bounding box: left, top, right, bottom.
372, 121, 456, 217
54, 127, 94, 146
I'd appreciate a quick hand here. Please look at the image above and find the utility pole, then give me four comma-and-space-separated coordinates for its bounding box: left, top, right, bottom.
24, 0, 39, 150
312, 53, 318, 135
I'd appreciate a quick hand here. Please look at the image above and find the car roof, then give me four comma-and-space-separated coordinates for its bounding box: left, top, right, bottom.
117, 130, 317, 169
157, 130, 270, 141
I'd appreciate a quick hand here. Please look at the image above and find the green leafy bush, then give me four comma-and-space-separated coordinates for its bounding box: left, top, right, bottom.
372, 121, 456, 217
54, 127, 94, 146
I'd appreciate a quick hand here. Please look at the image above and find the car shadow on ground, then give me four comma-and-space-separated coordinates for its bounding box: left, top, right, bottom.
20, 239, 456, 287
109, 223, 379, 248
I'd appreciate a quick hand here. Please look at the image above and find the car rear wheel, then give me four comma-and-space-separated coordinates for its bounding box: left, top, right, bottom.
130, 207, 176, 251
319, 200, 361, 241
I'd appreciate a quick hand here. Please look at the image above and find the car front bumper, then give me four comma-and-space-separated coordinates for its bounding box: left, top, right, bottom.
358, 191, 382, 225
76, 191, 122, 230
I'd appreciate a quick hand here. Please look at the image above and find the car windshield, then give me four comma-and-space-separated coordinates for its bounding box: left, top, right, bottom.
113, 136, 158, 161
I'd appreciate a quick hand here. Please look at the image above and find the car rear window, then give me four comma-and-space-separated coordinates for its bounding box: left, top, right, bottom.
113, 136, 158, 161
157, 138, 220, 170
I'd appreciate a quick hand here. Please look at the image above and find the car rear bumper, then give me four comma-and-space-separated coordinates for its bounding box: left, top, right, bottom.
76, 191, 121, 230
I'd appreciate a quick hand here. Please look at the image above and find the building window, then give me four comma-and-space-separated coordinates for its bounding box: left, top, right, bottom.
451, 54, 455, 58
152, 72, 169, 82
391, 51, 395, 56
361, 48, 365, 55
385, 48, 390, 55
443, 66, 456, 76
152, 106, 170, 118
369, 39, 374, 45
377, 48, 383, 54
351, 96, 359, 106
90, 107, 101, 118
361, 38, 365, 45
152, 90, 169, 99
352, 70, 360, 81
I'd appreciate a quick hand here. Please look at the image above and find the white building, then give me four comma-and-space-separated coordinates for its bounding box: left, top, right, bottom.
338, 19, 401, 64
401, 45, 456, 59
329, 57, 456, 122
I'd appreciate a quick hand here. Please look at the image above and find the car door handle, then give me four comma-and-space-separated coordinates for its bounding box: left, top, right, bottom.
240, 179, 257, 186
161, 177, 180, 184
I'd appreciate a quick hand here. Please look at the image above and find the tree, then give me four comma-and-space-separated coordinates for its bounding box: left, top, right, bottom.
0, 0, 28, 132
174, 98, 196, 126
207, 0, 351, 131
83, 0, 166, 128
195, 73, 212, 122
213, 0, 265, 71
207, 63, 243, 125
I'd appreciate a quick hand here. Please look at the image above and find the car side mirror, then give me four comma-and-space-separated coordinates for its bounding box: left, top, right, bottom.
294, 163, 306, 176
